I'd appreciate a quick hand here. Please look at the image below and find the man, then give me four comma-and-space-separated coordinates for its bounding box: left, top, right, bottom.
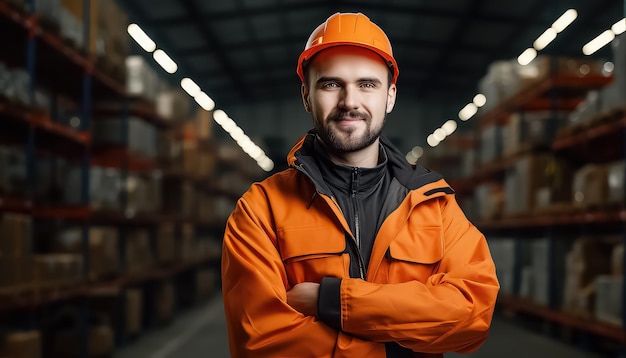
221, 12, 499, 358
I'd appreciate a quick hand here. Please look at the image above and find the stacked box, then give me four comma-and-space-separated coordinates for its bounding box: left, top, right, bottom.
0, 146, 27, 195
53, 324, 114, 358
54, 227, 119, 279
126, 173, 162, 214
0, 64, 30, 105
126, 56, 166, 101
155, 281, 175, 323
157, 89, 190, 122
0, 146, 25, 195
594, 275, 623, 326
0, 214, 33, 287
487, 238, 516, 294
503, 154, 568, 215
32, 254, 83, 284
606, 160, 625, 205
92, 117, 158, 159
562, 238, 614, 317
95, 0, 129, 73
126, 289, 143, 335
611, 33, 626, 108
156, 224, 177, 263
161, 177, 195, 218
195, 269, 217, 302
59, 0, 99, 55
1, 330, 42, 358
530, 239, 550, 305
157, 130, 183, 170
572, 164, 609, 208
479, 125, 503, 164
474, 183, 503, 220
613, 244, 624, 276
567, 90, 602, 129
125, 231, 153, 274
63, 166, 120, 209
35, 156, 69, 203
503, 111, 567, 156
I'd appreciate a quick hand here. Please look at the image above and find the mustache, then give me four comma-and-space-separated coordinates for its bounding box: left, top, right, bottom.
327, 110, 370, 122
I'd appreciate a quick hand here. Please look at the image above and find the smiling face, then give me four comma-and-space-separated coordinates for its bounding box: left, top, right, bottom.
301, 46, 397, 163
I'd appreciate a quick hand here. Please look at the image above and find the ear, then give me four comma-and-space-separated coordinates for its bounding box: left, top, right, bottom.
301, 84, 311, 112
385, 84, 397, 114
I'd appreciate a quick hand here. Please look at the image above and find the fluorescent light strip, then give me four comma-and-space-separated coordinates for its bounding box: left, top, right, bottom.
181, 78, 201, 97
552, 9, 578, 33
127, 23, 156, 52
518, 48, 537, 65
458, 103, 478, 121
612, 18, 626, 35
583, 30, 616, 55
534, 28, 557, 50
153, 49, 178, 74
212, 110, 274, 172
125, 23, 272, 171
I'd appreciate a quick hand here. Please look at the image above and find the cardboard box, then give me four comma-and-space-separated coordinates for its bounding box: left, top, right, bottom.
594, 275, 623, 326
2, 330, 42, 358
126, 289, 143, 335
572, 164, 609, 208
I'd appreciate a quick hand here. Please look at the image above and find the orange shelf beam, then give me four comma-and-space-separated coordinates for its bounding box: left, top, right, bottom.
498, 294, 626, 344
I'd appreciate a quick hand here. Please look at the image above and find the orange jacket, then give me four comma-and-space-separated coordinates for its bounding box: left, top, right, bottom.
222, 134, 499, 357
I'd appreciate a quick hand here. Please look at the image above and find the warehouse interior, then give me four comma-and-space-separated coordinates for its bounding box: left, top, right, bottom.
0, 0, 624, 357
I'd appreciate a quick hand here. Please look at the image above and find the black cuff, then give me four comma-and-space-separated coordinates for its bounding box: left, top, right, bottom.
318, 277, 342, 331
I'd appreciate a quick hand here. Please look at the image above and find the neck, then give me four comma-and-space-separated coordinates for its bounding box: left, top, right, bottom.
329, 139, 380, 168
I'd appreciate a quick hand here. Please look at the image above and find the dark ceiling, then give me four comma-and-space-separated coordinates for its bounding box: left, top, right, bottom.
116, 0, 624, 147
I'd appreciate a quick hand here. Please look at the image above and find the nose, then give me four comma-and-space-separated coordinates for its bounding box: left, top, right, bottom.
338, 85, 360, 110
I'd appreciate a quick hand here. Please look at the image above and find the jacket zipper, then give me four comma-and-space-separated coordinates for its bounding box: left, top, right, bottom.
350, 168, 366, 279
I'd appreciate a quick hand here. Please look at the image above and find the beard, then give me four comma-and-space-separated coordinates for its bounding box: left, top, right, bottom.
314, 109, 385, 154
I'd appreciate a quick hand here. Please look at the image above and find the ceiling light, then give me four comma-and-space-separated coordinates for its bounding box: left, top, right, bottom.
442, 120, 457, 135
257, 157, 274, 172
194, 91, 215, 111
181, 78, 201, 97
517, 48, 538, 66
612, 18, 626, 35
552, 9, 578, 33
427, 134, 440, 147
153, 49, 178, 74
473, 94, 487, 107
459, 103, 478, 121
534, 28, 557, 50
220, 116, 238, 132
603, 61, 615, 74
433, 128, 446, 141
583, 30, 616, 55
127, 23, 156, 52
213, 109, 228, 124
411, 146, 424, 159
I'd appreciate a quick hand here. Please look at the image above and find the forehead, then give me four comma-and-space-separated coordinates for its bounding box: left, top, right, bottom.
308, 46, 389, 79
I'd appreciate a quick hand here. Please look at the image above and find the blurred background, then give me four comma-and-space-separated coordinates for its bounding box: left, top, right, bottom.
0, 0, 624, 357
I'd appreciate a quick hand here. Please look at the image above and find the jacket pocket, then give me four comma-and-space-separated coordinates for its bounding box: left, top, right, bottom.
387, 226, 444, 283
277, 226, 347, 287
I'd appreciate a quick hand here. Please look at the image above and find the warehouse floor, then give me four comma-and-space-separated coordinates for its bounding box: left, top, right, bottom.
115, 293, 608, 358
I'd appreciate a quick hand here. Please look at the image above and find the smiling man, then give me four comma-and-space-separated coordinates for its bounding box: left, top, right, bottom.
221, 12, 499, 358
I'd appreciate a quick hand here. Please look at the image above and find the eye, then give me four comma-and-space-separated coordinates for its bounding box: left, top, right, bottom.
360, 82, 377, 89
321, 81, 340, 88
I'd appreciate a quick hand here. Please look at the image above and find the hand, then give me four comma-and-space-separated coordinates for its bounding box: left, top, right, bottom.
287, 282, 320, 317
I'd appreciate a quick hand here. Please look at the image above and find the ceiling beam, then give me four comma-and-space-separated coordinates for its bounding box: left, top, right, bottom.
416, 0, 485, 96
177, 35, 494, 57
147, 1, 536, 28
180, 0, 251, 99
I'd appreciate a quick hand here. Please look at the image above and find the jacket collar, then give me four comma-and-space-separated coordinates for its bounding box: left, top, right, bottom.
288, 130, 449, 194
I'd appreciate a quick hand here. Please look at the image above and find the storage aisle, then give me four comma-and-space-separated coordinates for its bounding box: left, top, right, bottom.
115, 293, 606, 358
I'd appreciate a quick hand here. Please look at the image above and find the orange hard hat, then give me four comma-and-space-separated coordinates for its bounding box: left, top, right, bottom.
296, 12, 399, 85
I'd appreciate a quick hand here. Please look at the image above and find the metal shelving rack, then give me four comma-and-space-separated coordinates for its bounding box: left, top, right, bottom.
456, 47, 626, 353
0, 1, 230, 356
